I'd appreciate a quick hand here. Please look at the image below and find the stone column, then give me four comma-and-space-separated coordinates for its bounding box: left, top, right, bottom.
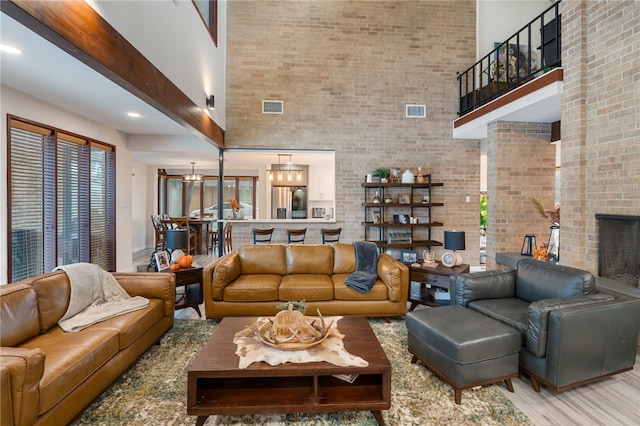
485, 121, 555, 270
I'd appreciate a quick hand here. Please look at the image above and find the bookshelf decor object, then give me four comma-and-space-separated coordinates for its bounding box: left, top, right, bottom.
361, 173, 443, 256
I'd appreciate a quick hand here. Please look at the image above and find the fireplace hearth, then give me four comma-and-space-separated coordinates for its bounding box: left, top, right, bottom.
597, 214, 640, 288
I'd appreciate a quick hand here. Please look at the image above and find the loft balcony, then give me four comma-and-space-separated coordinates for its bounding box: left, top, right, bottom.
453, 1, 562, 139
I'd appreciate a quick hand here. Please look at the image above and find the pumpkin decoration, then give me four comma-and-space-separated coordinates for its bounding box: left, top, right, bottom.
178, 254, 193, 268
170, 263, 181, 272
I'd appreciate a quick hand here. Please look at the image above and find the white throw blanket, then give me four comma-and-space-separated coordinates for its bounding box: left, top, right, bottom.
56, 263, 149, 332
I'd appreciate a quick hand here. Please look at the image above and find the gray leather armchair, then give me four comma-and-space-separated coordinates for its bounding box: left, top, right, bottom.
451, 258, 640, 392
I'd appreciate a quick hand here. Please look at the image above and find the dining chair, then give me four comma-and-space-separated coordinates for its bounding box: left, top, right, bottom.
170, 216, 197, 254
150, 214, 166, 250
286, 228, 307, 244
321, 227, 342, 244
252, 227, 275, 244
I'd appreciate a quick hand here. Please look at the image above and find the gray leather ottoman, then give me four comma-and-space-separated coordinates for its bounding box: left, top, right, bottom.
406, 305, 521, 404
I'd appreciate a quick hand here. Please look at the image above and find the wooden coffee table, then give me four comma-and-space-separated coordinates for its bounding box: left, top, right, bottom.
187, 316, 391, 425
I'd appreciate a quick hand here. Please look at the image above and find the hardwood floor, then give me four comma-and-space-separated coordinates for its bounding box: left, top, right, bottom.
132, 248, 640, 425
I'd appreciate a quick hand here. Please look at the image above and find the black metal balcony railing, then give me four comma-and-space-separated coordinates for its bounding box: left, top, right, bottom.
457, 1, 561, 117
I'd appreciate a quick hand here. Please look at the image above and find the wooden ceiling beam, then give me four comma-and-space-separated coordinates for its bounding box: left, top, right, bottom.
2, 0, 224, 148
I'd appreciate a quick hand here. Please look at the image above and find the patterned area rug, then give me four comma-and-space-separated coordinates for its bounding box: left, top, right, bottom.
72, 318, 532, 425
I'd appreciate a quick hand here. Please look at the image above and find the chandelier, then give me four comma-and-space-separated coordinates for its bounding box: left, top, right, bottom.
183, 162, 204, 182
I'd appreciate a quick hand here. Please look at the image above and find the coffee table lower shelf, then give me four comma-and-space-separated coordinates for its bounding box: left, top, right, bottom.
187, 316, 390, 425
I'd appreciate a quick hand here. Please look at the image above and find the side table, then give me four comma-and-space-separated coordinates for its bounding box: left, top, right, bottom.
407, 261, 470, 311
137, 265, 203, 317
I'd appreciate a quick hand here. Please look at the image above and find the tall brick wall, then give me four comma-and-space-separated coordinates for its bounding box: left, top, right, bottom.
225, 1, 480, 264
485, 121, 555, 270
561, 0, 640, 271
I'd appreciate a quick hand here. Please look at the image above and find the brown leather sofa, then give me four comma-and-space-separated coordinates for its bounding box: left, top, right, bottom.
0, 270, 175, 426
203, 243, 409, 318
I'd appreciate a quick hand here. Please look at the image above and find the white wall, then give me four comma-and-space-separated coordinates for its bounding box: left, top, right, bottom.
131, 161, 150, 252
477, 0, 554, 59
89, 0, 227, 131
0, 86, 136, 282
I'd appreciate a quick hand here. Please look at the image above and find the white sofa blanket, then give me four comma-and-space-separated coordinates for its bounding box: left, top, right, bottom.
56, 263, 149, 332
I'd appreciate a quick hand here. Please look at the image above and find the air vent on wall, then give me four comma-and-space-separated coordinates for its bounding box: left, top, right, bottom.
406, 104, 426, 118
262, 100, 284, 114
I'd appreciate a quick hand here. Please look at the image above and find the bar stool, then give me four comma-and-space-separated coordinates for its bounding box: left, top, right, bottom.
321, 227, 342, 244
252, 227, 275, 244
286, 228, 307, 244
223, 222, 233, 254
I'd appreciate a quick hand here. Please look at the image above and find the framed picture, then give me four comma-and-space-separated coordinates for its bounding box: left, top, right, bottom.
398, 193, 410, 204
393, 214, 410, 224
154, 251, 170, 271
372, 211, 381, 224
400, 250, 418, 264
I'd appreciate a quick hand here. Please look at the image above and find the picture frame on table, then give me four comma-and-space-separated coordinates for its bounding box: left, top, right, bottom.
400, 250, 418, 264
154, 251, 170, 271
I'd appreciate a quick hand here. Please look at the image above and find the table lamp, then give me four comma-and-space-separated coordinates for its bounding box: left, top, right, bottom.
166, 229, 188, 263
441, 230, 465, 267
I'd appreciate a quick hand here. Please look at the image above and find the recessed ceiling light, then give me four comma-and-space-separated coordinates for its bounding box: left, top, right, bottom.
127, 112, 141, 118
0, 44, 24, 55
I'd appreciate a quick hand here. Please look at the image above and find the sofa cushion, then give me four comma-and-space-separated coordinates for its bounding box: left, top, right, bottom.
20, 326, 119, 414
0, 283, 41, 347
467, 298, 530, 342
279, 274, 334, 301
286, 245, 334, 275
526, 293, 615, 357
223, 275, 281, 302
333, 243, 356, 274
239, 245, 286, 275
28, 271, 71, 333
333, 275, 388, 300
90, 299, 165, 349
516, 258, 596, 303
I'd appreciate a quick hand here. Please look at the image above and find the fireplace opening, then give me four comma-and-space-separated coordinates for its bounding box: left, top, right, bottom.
596, 214, 640, 288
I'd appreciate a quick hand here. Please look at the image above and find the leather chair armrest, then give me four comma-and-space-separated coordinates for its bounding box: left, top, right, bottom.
0, 347, 45, 426
113, 272, 176, 316
541, 297, 640, 387
451, 268, 516, 306
377, 254, 408, 303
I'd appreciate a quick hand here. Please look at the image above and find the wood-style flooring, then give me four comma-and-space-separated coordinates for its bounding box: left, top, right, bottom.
132, 249, 640, 425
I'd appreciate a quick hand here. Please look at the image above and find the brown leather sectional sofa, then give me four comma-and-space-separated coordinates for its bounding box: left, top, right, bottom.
203, 243, 409, 318
0, 271, 175, 426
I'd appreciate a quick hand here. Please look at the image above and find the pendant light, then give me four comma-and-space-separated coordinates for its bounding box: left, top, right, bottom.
183, 162, 204, 182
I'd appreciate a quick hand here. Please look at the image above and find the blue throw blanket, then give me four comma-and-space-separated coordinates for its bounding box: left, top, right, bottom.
345, 241, 379, 293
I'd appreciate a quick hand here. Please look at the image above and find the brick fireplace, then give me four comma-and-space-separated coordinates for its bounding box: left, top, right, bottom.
597, 214, 640, 288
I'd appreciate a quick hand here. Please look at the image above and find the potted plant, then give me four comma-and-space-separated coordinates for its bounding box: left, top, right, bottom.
374, 168, 391, 183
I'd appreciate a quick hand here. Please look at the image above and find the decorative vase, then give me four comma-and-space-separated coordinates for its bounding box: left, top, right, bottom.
372, 191, 381, 203
547, 225, 560, 263
401, 169, 415, 184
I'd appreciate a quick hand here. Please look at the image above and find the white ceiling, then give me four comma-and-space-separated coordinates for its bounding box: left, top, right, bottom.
0, 13, 222, 167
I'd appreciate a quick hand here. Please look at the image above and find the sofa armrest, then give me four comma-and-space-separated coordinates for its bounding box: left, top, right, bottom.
451, 268, 516, 306
527, 293, 615, 357
0, 347, 45, 426
113, 272, 176, 316
377, 253, 408, 303
538, 296, 640, 387
204, 252, 241, 301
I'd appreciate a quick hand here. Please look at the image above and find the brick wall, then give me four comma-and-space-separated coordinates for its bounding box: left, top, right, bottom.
225, 1, 480, 264
561, 0, 640, 271
485, 121, 555, 270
